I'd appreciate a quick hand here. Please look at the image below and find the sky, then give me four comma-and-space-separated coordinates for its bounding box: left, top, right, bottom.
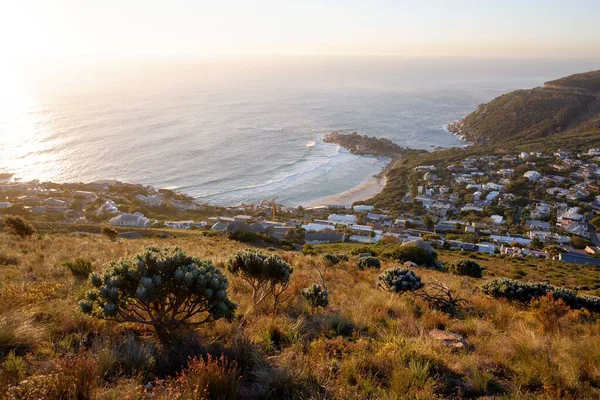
1, 0, 600, 65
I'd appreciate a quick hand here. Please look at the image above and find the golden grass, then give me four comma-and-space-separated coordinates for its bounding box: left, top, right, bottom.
1, 233, 600, 398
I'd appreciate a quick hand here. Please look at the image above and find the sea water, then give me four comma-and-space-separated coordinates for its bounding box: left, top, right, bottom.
1, 57, 598, 205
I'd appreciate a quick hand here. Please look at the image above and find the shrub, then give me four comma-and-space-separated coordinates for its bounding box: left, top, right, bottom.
323, 253, 340, 265
447, 259, 483, 278
63, 258, 93, 280
378, 267, 424, 294
149, 355, 240, 400
226, 249, 293, 312
101, 226, 119, 241
482, 278, 600, 312
79, 247, 236, 344
2, 351, 27, 385
384, 244, 437, 268
302, 244, 317, 255
2, 215, 35, 239
350, 246, 378, 257
301, 284, 329, 311
337, 254, 349, 262
357, 256, 381, 270
7, 353, 98, 400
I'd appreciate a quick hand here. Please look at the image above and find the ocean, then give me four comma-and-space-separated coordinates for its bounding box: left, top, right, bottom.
1, 57, 599, 205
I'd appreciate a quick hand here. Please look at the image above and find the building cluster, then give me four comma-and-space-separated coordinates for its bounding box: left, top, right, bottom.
4, 146, 600, 266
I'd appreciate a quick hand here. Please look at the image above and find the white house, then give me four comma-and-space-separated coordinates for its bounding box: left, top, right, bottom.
523, 171, 542, 182
109, 212, 151, 227
490, 215, 504, 225
327, 214, 357, 225
353, 205, 374, 213
301, 223, 337, 232
0, 202, 12, 209
164, 220, 206, 229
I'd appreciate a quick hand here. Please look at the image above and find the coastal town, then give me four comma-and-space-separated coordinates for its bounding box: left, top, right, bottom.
3, 145, 600, 267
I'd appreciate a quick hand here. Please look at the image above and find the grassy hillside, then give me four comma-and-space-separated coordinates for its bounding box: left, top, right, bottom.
2, 232, 600, 398
447, 70, 600, 145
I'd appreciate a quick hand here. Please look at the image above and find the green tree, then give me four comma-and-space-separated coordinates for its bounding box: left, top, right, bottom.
80, 247, 236, 344
226, 249, 293, 312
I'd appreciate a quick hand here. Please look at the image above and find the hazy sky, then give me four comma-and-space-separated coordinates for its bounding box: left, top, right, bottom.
2, 0, 600, 63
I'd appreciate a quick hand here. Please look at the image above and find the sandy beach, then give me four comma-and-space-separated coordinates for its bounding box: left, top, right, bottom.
307, 175, 387, 207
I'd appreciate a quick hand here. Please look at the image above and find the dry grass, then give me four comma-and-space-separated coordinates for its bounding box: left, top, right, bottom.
1, 233, 600, 398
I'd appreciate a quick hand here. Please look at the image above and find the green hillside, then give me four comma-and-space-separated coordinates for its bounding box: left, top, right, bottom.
447, 70, 600, 145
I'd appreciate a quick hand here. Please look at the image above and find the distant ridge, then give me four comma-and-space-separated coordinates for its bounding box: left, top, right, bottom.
448, 70, 600, 145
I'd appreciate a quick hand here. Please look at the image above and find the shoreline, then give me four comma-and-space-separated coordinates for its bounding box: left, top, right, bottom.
306, 173, 388, 208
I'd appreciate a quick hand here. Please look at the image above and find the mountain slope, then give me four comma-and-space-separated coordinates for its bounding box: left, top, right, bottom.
448, 70, 600, 145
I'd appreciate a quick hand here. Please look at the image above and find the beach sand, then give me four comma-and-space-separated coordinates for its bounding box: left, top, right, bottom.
307, 175, 387, 207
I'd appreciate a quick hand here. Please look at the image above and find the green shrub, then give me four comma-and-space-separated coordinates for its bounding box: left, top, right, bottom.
350, 246, 378, 257
378, 267, 424, 294
337, 254, 349, 262
357, 256, 381, 270
226, 249, 293, 312
447, 259, 483, 278
80, 247, 236, 344
302, 244, 318, 255
2, 351, 27, 385
384, 244, 437, 268
482, 278, 600, 312
323, 253, 341, 265
63, 258, 93, 280
301, 284, 329, 311
2, 215, 35, 239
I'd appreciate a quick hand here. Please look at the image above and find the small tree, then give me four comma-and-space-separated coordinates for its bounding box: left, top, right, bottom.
101, 226, 119, 241
80, 247, 236, 344
378, 267, 424, 294
301, 284, 329, 312
357, 256, 381, 270
226, 249, 293, 313
2, 215, 35, 239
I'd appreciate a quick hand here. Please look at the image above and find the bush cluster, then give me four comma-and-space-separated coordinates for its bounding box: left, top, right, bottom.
357, 256, 381, 270
301, 284, 329, 310
383, 244, 437, 268
446, 259, 483, 278
378, 267, 424, 294
482, 278, 600, 312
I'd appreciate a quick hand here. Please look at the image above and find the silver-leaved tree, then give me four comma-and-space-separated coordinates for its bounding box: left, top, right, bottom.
80, 247, 236, 344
